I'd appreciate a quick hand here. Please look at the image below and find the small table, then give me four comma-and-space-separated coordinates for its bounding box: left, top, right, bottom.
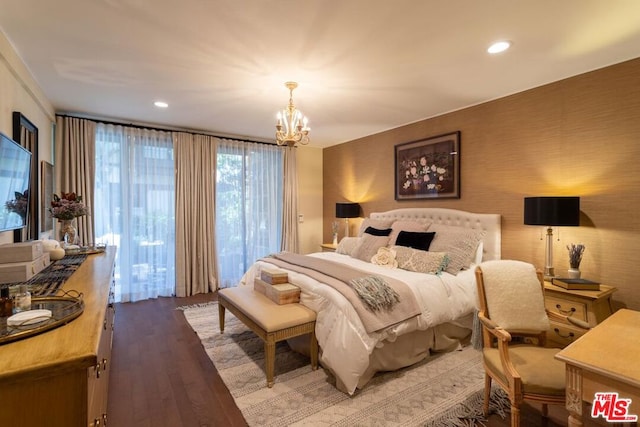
555, 309, 640, 426
320, 243, 337, 252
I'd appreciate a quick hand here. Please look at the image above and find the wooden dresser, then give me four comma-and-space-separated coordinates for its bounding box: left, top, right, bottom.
0, 247, 116, 427
543, 281, 617, 348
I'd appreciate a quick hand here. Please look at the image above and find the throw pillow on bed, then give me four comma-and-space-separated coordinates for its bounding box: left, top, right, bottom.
392, 246, 449, 274
371, 246, 398, 268
395, 230, 436, 251
352, 234, 390, 262
387, 220, 430, 246
428, 224, 485, 274
357, 218, 394, 236
336, 237, 361, 256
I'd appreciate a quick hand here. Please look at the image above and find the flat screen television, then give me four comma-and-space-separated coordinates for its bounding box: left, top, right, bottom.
0, 132, 32, 233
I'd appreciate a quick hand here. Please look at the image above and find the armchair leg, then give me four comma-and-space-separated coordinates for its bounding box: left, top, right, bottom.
483, 374, 492, 416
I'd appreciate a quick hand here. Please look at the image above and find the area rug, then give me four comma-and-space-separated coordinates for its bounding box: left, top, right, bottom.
180, 302, 509, 426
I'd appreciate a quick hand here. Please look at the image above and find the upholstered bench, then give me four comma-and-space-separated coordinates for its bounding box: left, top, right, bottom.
217, 286, 318, 387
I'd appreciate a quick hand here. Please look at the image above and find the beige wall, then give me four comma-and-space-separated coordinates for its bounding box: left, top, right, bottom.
0, 30, 56, 244
296, 145, 323, 254
323, 57, 640, 310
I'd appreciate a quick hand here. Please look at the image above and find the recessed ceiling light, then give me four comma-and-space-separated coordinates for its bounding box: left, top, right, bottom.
487, 41, 511, 54
154, 101, 169, 108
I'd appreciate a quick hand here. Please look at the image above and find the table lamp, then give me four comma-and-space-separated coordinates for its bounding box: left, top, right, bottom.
524, 196, 580, 280
335, 202, 360, 237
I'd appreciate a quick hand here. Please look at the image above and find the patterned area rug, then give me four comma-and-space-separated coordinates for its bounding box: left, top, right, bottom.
181, 302, 509, 426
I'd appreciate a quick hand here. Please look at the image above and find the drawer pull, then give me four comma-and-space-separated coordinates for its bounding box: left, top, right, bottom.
555, 304, 576, 316
103, 413, 108, 426
95, 363, 101, 379
554, 328, 575, 340
102, 358, 108, 371
94, 418, 101, 427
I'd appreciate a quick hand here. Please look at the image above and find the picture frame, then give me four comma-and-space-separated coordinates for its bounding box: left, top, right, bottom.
40, 161, 54, 233
394, 131, 460, 200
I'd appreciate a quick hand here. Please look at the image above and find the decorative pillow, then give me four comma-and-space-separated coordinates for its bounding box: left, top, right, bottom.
480, 260, 550, 332
336, 237, 361, 256
364, 226, 393, 236
395, 230, 436, 251
392, 246, 449, 274
428, 224, 485, 274
352, 234, 390, 262
371, 246, 398, 268
388, 220, 431, 246
358, 218, 394, 237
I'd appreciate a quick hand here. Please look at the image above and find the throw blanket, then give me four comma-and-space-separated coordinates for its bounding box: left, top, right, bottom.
263, 252, 421, 333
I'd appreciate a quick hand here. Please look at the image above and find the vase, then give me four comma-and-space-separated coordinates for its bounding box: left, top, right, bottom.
332, 233, 338, 246
60, 219, 78, 246
568, 268, 581, 279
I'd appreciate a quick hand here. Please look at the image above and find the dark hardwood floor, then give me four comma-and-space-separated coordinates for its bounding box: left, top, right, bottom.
107, 294, 596, 427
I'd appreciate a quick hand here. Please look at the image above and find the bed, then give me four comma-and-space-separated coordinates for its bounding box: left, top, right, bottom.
239, 208, 501, 394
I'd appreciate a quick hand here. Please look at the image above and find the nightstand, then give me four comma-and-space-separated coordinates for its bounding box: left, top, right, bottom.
543, 281, 617, 348
320, 243, 337, 252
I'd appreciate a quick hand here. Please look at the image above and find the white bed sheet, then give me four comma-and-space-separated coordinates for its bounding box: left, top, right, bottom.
240, 251, 479, 394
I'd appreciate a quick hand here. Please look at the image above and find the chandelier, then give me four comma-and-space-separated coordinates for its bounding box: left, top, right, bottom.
275, 81, 310, 146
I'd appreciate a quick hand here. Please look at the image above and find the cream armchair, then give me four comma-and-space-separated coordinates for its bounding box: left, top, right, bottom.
475, 260, 589, 426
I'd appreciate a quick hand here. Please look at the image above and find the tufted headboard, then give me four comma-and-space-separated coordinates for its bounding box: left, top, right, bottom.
370, 208, 501, 262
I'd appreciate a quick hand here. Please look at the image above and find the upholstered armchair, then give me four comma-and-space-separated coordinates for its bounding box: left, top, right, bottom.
475, 260, 589, 426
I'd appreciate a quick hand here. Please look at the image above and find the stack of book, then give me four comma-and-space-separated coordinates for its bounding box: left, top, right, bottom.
552, 277, 600, 291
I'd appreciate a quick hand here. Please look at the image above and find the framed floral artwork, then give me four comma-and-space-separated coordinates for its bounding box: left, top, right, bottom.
395, 131, 460, 200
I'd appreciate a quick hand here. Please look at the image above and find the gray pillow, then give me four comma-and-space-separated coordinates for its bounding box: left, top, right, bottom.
352, 234, 390, 262
428, 224, 485, 274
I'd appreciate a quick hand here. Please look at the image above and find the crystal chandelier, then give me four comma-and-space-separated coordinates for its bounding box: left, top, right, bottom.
275, 81, 310, 146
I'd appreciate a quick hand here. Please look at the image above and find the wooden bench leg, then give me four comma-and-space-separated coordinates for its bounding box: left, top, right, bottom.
265, 334, 276, 388
310, 329, 318, 370
218, 302, 226, 333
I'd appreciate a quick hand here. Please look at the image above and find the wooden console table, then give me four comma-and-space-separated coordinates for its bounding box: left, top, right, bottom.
0, 247, 116, 427
555, 308, 640, 426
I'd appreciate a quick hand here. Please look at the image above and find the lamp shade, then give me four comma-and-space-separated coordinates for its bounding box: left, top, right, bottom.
336, 202, 360, 218
524, 197, 580, 226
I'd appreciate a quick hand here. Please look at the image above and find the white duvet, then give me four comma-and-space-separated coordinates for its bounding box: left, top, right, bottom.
240, 251, 479, 394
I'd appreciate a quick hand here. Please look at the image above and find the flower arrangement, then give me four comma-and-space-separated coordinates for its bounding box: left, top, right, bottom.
49, 192, 88, 221
567, 243, 585, 269
5, 190, 29, 218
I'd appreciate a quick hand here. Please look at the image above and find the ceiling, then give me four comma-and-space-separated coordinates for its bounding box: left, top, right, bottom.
1, 1, 640, 148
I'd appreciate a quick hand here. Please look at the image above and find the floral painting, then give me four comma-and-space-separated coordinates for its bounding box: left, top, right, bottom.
395, 131, 460, 200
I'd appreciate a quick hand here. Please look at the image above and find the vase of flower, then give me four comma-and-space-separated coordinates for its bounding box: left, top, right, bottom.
567, 243, 585, 279
49, 192, 87, 246
60, 219, 78, 246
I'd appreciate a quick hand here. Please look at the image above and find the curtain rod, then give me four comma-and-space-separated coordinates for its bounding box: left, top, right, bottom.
55, 113, 278, 146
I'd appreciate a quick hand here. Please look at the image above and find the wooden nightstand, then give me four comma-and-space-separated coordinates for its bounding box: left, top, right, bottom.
320, 243, 337, 252
543, 281, 617, 348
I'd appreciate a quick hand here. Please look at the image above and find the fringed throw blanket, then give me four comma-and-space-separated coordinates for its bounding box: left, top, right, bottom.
349, 276, 399, 311
263, 252, 421, 333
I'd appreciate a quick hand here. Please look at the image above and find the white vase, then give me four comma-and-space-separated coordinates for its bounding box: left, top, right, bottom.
332, 233, 338, 246
568, 268, 581, 279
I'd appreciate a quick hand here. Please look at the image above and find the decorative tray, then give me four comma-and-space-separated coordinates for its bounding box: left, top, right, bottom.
0, 290, 84, 345
65, 245, 106, 255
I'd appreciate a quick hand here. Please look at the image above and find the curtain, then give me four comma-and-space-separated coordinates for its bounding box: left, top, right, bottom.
216, 139, 283, 288
54, 116, 96, 245
94, 123, 175, 302
174, 132, 218, 297
280, 146, 299, 253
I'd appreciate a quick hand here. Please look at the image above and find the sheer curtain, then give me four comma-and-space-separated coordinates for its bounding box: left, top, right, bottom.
94, 123, 175, 302
216, 139, 283, 288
